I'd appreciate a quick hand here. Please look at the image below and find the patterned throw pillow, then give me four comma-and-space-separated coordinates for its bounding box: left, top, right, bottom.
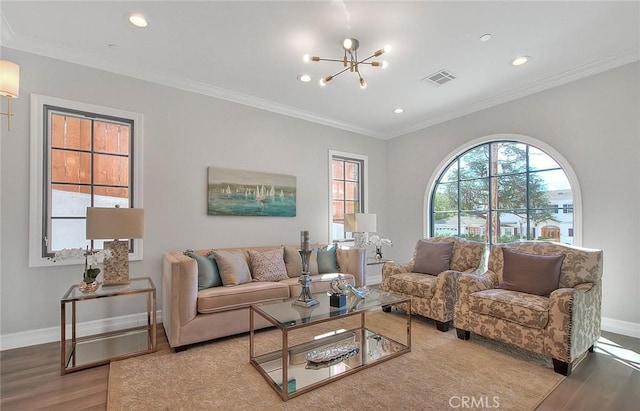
248, 248, 289, 282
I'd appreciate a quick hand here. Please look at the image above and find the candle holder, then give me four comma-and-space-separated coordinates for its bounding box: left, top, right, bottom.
294, 248, 319, 307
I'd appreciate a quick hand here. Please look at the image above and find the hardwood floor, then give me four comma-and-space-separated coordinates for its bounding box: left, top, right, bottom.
1, 327, 637, 410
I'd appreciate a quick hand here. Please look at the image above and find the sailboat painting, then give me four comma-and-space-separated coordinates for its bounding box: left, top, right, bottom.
207, 167, 296, 217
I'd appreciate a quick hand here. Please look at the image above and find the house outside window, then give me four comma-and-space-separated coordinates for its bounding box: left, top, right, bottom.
329, 151, 367, 242
563, 203, 574, 214
29, 95, 143, 267
429, 139, 577, 246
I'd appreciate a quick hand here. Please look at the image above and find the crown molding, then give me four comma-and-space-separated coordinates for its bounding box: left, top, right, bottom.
390, 48, 640, 139
2, 21, 637, 141
0, 11, 16, 45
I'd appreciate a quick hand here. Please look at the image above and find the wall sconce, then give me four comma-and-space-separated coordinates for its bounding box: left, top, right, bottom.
0, 60, 20, 132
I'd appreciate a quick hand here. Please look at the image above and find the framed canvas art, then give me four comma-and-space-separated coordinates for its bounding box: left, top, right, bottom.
207, 167, 296, 217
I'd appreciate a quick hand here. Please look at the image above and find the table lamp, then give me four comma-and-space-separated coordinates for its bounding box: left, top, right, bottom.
344, 213, 377, 248
86, 206, 144, 285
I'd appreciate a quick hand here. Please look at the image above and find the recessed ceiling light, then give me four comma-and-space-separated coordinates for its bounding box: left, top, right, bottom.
479, 34, 492, 42
297, 74, 312, 83
128, 13, 148, 28
510, 56, 531, 66
393, 108, 404, 114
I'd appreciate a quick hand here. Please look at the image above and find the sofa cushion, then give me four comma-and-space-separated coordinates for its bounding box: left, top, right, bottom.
469, 288, 550, 329
498, 249, 565, 296
197, 281, 290, 314
413, 240, 454, 275
283, 245, 319, 277
384, 272, 438, 300
186, 251, 222, 290
247, 248, 288, 282
317, 244, 339, 273
211, 249, 252, 286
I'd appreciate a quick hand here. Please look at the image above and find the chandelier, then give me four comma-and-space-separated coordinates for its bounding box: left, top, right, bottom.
303, 38, 391, 89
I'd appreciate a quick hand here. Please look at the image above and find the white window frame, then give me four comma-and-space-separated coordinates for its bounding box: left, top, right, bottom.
29, 94, 144, 268
424, 133, 582, 246
328, 150, 369, 243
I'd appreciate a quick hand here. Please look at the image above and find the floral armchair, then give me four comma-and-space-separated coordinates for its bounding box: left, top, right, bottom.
381, 237, 485, 331
454, 241, 603, 376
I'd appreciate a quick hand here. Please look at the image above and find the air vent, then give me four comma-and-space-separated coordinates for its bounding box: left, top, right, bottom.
422, 69, 457, 87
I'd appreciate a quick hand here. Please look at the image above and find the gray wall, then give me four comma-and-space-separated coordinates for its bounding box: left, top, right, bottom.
0, 48, 387, 340
385, 62, 640, 328
1, 47, 638, 346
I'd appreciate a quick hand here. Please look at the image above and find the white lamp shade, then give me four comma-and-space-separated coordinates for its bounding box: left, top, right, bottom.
344, 213, 377, 233
0, 60, 20, 98
86, 207, 144, 240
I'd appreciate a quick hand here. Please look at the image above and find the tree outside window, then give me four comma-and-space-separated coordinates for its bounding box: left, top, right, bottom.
430, 141, 574, 245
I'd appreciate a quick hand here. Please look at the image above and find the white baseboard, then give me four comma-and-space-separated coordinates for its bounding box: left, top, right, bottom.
2, 311, 637, 351
0, 310, 163, 351
601, 317, 640, 338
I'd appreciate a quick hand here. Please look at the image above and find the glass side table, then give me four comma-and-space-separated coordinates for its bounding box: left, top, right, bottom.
60, 277, 157, 374
367, 257, 393, 266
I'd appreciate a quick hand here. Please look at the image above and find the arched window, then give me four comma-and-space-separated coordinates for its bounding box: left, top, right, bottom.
428, 138, 579, 245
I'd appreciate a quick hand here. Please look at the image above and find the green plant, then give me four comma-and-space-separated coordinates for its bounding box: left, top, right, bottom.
84, 266, 101, 283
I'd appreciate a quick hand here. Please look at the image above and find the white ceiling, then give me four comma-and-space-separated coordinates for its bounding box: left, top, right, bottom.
1, 1, 638, 139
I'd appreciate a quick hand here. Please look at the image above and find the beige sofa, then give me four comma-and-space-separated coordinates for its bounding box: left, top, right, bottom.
162, 245, 365, 350
454, 241, 603, 375
381, 237, 485, 331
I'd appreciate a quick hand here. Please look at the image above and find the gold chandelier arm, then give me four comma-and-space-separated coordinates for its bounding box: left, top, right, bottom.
314, 57, 348, 63
308, 39, 389, 87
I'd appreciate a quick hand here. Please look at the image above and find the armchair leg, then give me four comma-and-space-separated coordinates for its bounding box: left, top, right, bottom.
173, 345, 188, 353
382, 305, 392, 313
588, 344, 595, 352
435, 320, 451, 332
552, 359, 572, 376
456, 328, 470, 340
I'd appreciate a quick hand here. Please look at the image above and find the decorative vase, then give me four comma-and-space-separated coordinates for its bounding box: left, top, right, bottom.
375, 247, 383, 260
79, 280, 99, 293
294, 248, 318, 307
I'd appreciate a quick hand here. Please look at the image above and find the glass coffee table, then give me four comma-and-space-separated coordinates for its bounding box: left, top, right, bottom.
249, 289, 411, 401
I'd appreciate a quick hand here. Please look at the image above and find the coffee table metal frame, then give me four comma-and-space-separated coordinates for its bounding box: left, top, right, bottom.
249, 290, 411, 401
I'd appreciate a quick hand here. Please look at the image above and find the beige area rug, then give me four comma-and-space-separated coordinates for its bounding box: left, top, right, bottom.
107, 312, 564, 410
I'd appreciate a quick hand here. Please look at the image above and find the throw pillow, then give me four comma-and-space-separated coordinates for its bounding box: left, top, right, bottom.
498, 248, 565, 296
185, 251, 222, 290
283, 245, 319, 277
317, 244, 339, 273
247, 248, 288, 282
211, 249, 252, 286
413, 240, 454, 275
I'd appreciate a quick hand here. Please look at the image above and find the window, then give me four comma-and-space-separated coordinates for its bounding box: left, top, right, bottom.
429, 139, 577, 245
562, 203, 574, 214
29, 95, 143, 267
329, 151, 367, 242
